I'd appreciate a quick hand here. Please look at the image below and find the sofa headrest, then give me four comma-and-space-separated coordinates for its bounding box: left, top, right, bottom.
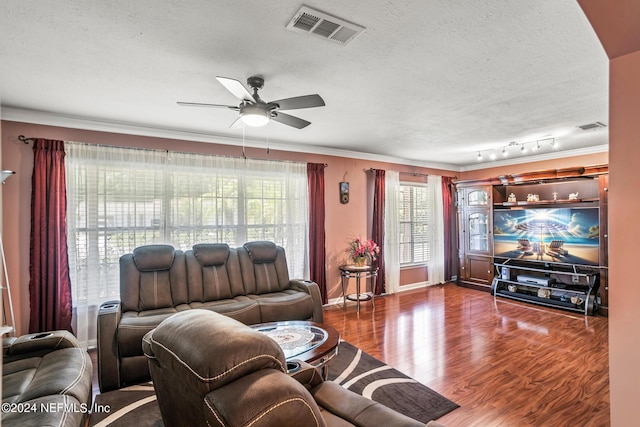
193, 243, 230, 267
244, 241, 278, 264
133, 244, 176, 272
145, 310, 286, 389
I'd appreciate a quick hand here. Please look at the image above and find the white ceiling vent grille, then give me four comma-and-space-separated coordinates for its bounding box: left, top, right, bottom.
286, 6, 365, 46
578, 121, 607, 131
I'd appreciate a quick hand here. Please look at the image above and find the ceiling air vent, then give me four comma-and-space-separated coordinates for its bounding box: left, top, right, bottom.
578, 121, 607, 131
286, 6, 365, 46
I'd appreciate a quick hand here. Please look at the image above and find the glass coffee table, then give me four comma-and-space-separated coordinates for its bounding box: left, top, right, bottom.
250, 320, 339, 378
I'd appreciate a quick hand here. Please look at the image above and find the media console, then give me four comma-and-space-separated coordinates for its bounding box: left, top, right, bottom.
492, 258, 601, 315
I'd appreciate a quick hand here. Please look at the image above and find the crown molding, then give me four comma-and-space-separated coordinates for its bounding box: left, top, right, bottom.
1, 106, 609, 173
1, 106, 461, 171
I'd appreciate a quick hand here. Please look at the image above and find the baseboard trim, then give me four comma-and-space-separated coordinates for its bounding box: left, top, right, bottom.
323, 281, 440, 307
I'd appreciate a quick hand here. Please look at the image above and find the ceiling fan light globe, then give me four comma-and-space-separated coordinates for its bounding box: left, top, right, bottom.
241, 113, 270, 127
240, 104, 270, 127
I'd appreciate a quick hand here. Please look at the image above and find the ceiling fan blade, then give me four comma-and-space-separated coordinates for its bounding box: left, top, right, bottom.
177, 101, 239, 110
272, 112, 311, 129
216, 76, 256, 103
269, 94, 325, 110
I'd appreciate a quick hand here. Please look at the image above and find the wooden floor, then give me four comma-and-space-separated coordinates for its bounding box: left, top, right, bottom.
323, 283, 609, 427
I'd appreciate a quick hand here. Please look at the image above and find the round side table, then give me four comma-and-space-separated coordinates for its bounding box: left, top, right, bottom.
338, 264, 378, 312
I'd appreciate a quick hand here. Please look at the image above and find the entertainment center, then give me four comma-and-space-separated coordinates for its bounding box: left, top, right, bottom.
455, 164, 608, 316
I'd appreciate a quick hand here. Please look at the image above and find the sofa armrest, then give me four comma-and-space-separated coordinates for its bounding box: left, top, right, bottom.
288, 360, 324, 390
312, 380, 429, 427
97, 300, 122, 392
290, 279, 324, 323
3, 330, 80, 362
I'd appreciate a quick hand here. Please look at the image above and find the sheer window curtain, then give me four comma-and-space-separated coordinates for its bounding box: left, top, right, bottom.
66, 143, 169, 347
427, 175, 446, 284
384, 171, 401, 294
66, 142, 308, 348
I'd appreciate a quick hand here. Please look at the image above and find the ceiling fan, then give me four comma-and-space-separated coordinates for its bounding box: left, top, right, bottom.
177, 76, 325, 129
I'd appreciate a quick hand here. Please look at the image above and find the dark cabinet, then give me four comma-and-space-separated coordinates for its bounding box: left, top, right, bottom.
457, 186, 493, 290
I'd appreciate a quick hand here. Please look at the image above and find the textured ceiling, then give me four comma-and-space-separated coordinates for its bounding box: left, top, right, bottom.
0, 0, 609, 170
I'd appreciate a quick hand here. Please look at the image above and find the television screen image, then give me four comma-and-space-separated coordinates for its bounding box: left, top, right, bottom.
493, 207, 600, 266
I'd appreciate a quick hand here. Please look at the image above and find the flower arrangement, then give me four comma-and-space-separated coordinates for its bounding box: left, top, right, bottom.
347, 237, 380, 266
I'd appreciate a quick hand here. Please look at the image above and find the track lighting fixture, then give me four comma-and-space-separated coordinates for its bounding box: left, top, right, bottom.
474, 137, 558, 162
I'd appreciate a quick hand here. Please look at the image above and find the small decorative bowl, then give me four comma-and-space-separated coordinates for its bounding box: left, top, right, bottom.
537, 288, 551, 298
570, 296, 584, 305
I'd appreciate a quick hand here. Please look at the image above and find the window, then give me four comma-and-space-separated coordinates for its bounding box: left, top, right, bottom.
398, 184, 430, 265
65, 142, 308, 346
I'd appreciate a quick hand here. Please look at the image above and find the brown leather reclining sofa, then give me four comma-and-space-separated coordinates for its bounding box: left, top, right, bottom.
97, 241, 324, 392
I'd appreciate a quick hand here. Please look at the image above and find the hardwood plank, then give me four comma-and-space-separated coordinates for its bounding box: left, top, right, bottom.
323, 283, 610, 427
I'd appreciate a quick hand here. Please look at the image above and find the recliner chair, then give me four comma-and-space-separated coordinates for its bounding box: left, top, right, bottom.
142, 309, 444, 427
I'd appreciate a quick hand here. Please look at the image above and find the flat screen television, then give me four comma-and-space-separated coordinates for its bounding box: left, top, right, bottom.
493, 207, 600, 266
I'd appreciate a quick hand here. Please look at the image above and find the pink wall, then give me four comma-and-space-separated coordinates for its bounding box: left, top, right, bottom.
608, 50, 640, 425
0, 120, 613, 339
577, 1, 640, 422
1, 120, 456, 335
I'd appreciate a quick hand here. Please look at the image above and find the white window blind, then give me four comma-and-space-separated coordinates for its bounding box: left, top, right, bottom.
398, 184, 431, 265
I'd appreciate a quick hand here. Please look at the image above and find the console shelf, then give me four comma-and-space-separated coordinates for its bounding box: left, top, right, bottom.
491, 258, 601, 315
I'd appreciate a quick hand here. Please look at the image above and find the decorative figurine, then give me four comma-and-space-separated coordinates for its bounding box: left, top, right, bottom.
552, 191, 558, 201
568, 192, 579, 200
508, 193, 516, 203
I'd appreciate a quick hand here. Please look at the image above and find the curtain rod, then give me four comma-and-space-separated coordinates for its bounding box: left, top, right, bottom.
365, 168, 458, 180
364, 168, 429, 178
18, 135, 35, 144
16, 136, 328, 167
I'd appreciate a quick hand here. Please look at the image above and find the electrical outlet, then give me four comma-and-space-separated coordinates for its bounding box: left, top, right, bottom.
572, 275, 580, 284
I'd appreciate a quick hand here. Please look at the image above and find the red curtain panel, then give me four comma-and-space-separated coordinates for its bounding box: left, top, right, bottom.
372, 169, 385, 294
29, 139, 73, 333
307, 163, 327, 304
441, 176, 455, 282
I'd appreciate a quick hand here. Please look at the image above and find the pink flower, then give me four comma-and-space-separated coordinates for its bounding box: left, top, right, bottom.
346, 237, 380, 261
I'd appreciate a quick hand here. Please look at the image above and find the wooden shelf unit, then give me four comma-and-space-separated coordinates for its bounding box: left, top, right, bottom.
454, 164, 609, 315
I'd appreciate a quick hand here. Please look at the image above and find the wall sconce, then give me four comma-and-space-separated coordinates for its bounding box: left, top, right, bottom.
1, 170, 15, 184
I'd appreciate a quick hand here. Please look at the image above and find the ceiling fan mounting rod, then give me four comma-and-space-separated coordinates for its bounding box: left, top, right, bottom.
247, 76, 264, 90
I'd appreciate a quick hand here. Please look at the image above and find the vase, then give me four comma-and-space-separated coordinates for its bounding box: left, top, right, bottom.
354, 256, 367, 267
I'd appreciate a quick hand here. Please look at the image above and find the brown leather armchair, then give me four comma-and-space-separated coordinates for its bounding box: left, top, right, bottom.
143, 309, 444, 427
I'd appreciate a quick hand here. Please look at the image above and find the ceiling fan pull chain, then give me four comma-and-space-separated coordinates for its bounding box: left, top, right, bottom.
266, 123, 270, 154
242, 125, 246, 158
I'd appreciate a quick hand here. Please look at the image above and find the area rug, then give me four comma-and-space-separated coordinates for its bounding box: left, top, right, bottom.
88, 341, 458, 426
